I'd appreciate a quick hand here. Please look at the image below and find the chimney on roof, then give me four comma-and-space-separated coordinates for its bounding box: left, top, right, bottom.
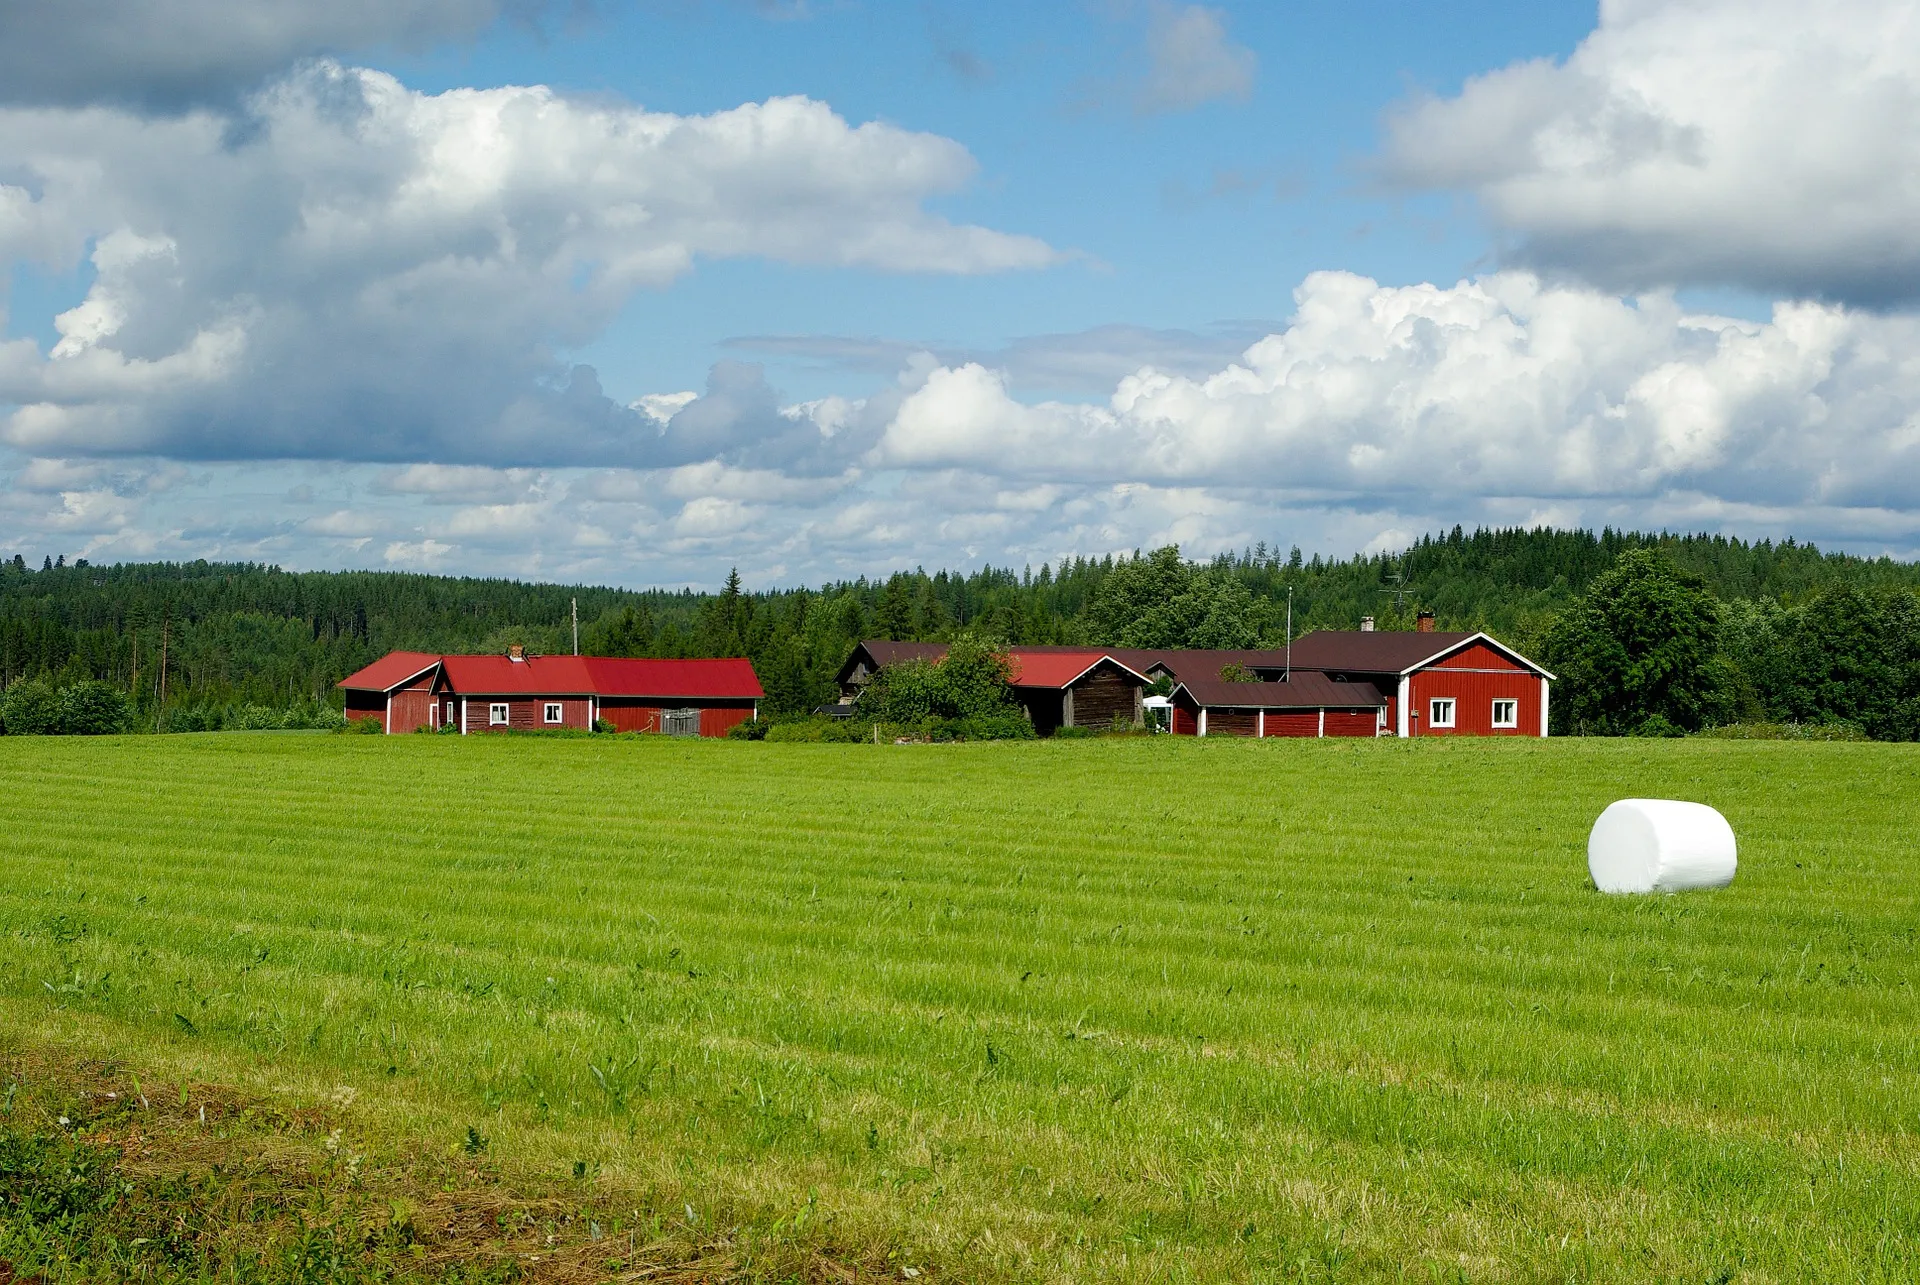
1416, 611, 1435, 633
508, 644, 525, 662
1360, 616, 1375, 632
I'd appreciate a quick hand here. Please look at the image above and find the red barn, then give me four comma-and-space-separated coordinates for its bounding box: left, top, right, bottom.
339, 647, 762, 736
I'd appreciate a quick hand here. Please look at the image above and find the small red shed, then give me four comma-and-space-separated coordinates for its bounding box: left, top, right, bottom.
1168, 673, 1388, 738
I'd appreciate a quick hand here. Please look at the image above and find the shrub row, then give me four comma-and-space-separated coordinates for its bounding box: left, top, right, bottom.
0, 680, 135, 735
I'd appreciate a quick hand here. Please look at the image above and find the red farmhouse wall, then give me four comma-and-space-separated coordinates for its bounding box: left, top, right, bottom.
1405, 641, 1543, 737
461, 697, 594, 733
596, 701, 755, 736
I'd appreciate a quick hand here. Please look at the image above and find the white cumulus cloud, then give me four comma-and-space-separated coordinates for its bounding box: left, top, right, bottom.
0, 63, 1057, 467
1382, 0, 1920, 303
872, 270, 1920, 511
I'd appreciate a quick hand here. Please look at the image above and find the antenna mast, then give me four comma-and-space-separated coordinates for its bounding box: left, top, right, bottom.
572, 597, 579, 656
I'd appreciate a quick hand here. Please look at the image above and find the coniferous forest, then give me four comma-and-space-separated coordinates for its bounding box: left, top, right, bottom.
3, 525, 1920, 735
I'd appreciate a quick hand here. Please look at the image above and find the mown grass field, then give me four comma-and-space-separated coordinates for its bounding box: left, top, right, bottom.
4, 732, 1920, 1282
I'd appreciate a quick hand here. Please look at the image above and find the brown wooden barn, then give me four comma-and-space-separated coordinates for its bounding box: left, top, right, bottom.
833, 641, 1148, 734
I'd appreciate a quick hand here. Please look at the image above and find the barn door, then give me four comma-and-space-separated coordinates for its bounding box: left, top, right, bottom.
663, 708, 700, 737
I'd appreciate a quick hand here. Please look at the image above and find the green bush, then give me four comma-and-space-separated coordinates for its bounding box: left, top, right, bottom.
233, 703, 286, 730
931, 713, 1035, 741
765, 717, 867, 743
727, 718, 769, 741
55, 681, 135, 735
341, 715, 385, 735
1, 679, 60, 735
864, 632, 1028, 728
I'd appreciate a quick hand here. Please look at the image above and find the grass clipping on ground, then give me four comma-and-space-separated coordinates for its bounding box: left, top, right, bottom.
10, 732, 1920, 1281
0, 1044, 875, 1284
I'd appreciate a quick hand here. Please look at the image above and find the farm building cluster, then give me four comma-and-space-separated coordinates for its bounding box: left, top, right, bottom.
834, 615, 1552, 738
342, 615, 1551, 739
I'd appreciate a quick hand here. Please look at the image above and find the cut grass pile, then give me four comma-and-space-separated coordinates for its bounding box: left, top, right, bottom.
3, 733, 1920, 1281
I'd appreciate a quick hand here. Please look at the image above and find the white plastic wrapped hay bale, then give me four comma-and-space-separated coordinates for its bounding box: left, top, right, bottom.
1587, 799, 1737, 894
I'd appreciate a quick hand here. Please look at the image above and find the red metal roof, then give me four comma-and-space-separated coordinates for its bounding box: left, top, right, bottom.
1006, 651, 1142, 689
343, 651, 764, 699
338, 651, 441, 692
441, 654, 596, 694
582, 657, 764, 700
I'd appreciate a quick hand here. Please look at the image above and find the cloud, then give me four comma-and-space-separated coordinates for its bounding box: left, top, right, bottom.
1380, 0, 1920, 304
0, 0, 516, 109
724, 320, 1278, 395
870, 270, 1920, 513
1136, 3, 1256, 114
0, 63, 1058, 467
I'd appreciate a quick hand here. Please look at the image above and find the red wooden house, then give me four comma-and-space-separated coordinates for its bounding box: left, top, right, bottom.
1281, 625, 1552, 738
340, 647, 762, 736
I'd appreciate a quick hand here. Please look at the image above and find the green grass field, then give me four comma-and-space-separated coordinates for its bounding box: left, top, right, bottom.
5, 733, 1920, 1282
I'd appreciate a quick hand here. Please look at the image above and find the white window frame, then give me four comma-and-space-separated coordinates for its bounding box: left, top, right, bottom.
1491, 698, 1518, 729
543, 702, 564, 724
1428, 697, 1456, 729
489, 702, 510, 726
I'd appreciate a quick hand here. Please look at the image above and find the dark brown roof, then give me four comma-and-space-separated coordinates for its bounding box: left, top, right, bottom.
1104, 649, 1291, 680
1175, 673, 1387, 710
836, 640, 950, 685
837, 632, 1550, 690
1282, 630, 1546, 675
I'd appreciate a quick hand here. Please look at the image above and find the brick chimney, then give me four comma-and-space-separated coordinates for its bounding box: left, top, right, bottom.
508, 644, 525, 661
1416, 611, 1435, 633
1360, 616, 1375, 632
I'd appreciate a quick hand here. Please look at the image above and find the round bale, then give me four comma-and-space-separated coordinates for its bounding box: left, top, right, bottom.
1587, 799, 1737, 894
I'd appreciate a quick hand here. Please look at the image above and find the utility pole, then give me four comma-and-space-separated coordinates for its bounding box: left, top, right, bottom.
572, 597, 579, 655
1285, 586, 1293, 681
158, 618, 168, 707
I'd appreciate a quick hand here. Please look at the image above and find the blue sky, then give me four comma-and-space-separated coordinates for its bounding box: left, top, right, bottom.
395, 3, 1601, 402
2, 0, 1918, 588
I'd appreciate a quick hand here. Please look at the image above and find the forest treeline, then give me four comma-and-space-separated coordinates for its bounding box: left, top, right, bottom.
3, 525, 1919, 733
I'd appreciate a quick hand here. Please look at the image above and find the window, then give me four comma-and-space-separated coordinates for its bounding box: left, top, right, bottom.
544, 702, 564, 724
489, 703, 509, 725
445, 701, 455, 725
1428, 697, 1456, 728
1491, 698, 1518, 728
